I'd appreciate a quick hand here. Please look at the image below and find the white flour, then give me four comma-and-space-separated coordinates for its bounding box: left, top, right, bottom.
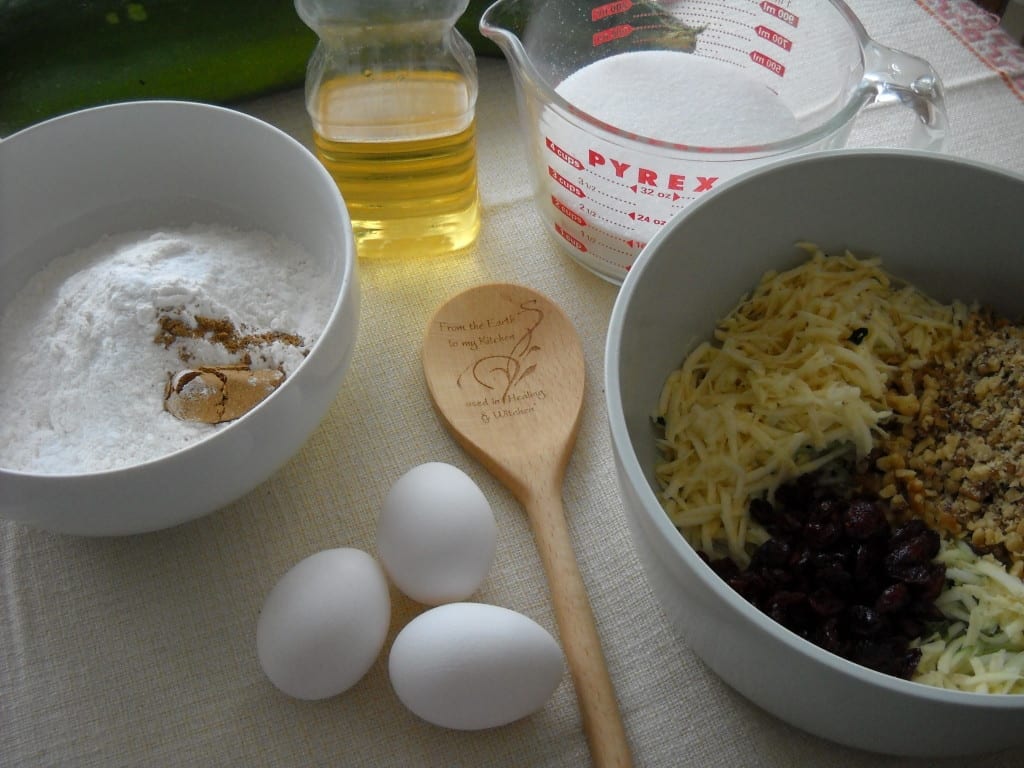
555, 51, 800, 146
0, 224, 333, 475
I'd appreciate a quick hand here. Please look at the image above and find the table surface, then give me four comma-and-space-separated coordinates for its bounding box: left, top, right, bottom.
3, 2, 1024, 766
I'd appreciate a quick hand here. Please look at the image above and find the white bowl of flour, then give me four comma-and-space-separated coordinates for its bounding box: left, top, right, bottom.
0, 101, 358, 535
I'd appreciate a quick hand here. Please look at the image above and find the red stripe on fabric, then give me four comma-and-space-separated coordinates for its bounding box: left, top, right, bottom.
915, 0, 1024, 101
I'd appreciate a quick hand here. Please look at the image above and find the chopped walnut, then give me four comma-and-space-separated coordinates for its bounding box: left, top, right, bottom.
858, 311, 1024, 572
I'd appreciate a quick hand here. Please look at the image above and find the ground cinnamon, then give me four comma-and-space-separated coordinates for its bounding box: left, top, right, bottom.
155, 313, 305, 363
164, 365, 285, 424
155, 311, 306, 423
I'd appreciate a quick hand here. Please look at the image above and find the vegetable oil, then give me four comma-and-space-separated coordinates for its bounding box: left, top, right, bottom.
311, 71, 480, 258
294, 0, 480, 259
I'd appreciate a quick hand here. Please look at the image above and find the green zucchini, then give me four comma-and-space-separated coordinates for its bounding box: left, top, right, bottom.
0, 0, 500, 136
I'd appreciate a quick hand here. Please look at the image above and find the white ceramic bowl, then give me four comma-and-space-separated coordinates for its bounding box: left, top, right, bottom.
0, 101, 358, 536
606, 149, 1024, 757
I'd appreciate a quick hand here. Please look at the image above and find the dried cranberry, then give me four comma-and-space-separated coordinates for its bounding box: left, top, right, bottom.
706, 556, 740, 580
889, 519, 929, 547
887, 563, 932, 584
805, 519, 842, 549
789, 542, 813, 572
916, 563, 948, 601
896, 616, 925, 639
816, 564, 854, 597
772, 567, 803, 593
809, 588, 845, 616
814, 617, 847, 654
853, 539, 885, 582
767, 590, 808, 625
753, 500, 805, 535
875, 582, 911, 613
895, 648, 924, 679
908, 599, 945, 622
886, 530, 940, 569
750, 538, 791, 570
853, 639, 921, 678
773, 482, 808, 513
843, 499, 887, 539
848, 605, 884, 636
809, 497, 844, 523
727, 571, 767, 601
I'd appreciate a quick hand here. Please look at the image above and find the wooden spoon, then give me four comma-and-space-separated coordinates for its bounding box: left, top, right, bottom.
423, 283, 632, 768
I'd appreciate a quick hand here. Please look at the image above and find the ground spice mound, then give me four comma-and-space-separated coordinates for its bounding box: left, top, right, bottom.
156, 313, 306, 364
858, 310, 1024, 576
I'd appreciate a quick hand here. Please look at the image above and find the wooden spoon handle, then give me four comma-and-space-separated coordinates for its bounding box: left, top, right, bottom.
527, 487, 633, 768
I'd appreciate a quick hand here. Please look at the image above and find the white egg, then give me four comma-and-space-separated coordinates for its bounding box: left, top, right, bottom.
389, 602, 564, 730
377, 462, 497, 605
256, 547, 390, 700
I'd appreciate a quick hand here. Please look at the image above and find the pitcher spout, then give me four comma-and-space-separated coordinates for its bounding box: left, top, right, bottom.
479, 0, 531, 70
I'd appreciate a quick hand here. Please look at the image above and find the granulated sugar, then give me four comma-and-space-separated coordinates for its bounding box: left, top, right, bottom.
555, 51, 800, 146
0, 224, 333, 475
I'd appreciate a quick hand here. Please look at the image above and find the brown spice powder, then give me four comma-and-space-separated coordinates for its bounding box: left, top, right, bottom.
155, 313, 306, 364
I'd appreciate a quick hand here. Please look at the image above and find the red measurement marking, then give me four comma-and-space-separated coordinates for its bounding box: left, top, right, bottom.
631, 183, 683, 200
629, 211, 666, 226
759, 1, 799, 28
548, 167, 585, 198
555, 223, 587, 252
551, 196, 587, 226
593, 24, 633, 47
545, 137, 584, 170
754, 25, 792, 51
750, 50, 785, 77
592, 0, 632, 21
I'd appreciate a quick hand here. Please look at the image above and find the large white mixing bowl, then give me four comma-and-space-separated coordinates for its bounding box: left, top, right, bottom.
606, 149, 1024, 756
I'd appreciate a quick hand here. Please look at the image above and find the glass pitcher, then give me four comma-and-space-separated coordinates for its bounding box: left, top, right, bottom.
297, 0, 481, 258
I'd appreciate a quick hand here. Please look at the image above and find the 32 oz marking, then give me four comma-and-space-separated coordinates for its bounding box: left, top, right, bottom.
637, 187, 673, 199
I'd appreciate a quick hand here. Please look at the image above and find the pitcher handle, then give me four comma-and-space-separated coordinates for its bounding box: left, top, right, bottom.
861, 40, 949, 152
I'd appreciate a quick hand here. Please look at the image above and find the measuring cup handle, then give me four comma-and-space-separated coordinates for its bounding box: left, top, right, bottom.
861, 40, 949, 151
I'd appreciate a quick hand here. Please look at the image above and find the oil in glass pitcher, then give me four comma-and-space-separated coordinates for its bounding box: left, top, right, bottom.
296, 0, 481, 258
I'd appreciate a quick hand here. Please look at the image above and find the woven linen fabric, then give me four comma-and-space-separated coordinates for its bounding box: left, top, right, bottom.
3, 2, 1023, 767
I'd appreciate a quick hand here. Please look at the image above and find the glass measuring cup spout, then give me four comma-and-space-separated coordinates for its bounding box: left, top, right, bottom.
481, 0, 949, 285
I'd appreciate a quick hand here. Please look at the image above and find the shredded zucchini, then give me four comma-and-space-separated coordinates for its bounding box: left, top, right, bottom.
913, 540, 1024, 694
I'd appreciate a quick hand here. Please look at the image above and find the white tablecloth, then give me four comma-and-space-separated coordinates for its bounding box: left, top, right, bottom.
3, 2, 1024, 766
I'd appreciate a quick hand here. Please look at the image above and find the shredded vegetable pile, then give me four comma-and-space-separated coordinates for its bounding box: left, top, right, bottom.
914, 540, 1024, 693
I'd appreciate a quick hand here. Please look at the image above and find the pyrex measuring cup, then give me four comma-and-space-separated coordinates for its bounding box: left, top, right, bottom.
481, 0, 948, 283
